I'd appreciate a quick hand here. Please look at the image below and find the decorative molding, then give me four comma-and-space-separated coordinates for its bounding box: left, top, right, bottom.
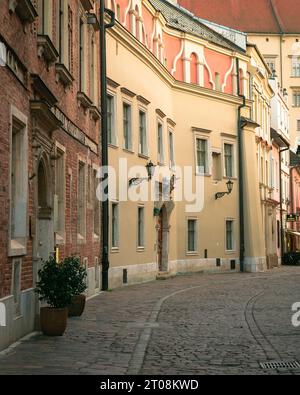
121, 87, 136, 97
156, 108, 166, 119
167, 118, 176, 127
55, 63, 74, 88
171, 39, 184, 76
192, 127, 212, 134
77, 91, 93, 109
137, 95, 150, 106
37, 34, 59, 65
222, 58, 235, 92
107, 77, 120, 89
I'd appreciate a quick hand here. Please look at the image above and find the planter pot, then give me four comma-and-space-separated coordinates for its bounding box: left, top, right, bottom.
40, 307, 68, 336
68, 294, 86, 317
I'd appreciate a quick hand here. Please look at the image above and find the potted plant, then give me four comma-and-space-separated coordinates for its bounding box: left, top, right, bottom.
35, 255, 74, 336
63, 257, 87, 317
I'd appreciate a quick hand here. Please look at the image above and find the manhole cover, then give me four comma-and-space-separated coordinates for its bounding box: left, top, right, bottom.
260, 361, 300, 370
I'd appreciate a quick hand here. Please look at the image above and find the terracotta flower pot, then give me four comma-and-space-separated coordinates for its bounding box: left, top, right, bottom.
40, 307, 68, 336
68, 294, 86, 317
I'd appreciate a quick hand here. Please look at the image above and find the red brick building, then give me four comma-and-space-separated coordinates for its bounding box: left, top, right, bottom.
0, 0, 102, 350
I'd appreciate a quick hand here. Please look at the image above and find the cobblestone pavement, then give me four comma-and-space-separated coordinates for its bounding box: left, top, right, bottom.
0, 267, 300, 375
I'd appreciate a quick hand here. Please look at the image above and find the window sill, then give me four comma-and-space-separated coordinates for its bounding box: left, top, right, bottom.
9, 239, 26, 257
225, 250, 236, 255
123, 148, 134, 154
196, 172, 211, 177
108, 143, 119, 149
89, 106, 101, 121
77, 91, 93, 110
37, 34, 59, 65
55, 233, 65, 246
138, 153, 149, 160
111, 247, 119, 253
137, 247, 145, 252
186, 252, 199, 256
55, 63, 74, 88
93, 233, 100, 243
77, 234, 86, 245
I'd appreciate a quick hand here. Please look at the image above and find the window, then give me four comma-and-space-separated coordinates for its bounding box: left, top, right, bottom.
265, 59, 276, 72
226, 220, 234, 251
90, 34, 95, 102
38, 0, 53, 38
292, 58, 300, 77
297, 120, 300, 131
12, 259, 21, 317
58, 0, 65, 62
108, 95, 116, 145
68, 5, 73, 72
112, 203, 119, 248
277, 220, 280, 249
139, 111, 147, 155
137, 207, 145, 248
293, 92, 300, 107
224, 143, 234, 178
187, 219, 197, 253
169, 130, 175, 168
10, 113, 28, 255
196, 138, 208, 174
54, 147, 65, 239
78, 161, 86, 239
212, 152, 222, 181
123, 103, 132, 150
93, 169, 100, 237
79, 19, 84, 91
157, 122, 164, 164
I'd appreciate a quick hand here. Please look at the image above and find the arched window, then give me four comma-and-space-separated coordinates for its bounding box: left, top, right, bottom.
190, 53, 198, 84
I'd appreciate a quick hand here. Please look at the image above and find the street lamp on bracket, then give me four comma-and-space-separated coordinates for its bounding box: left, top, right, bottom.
129, 161, 156, 187
215, 179, 234, 200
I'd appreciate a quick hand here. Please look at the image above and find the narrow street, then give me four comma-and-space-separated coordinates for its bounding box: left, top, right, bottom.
0, 267, 299, 375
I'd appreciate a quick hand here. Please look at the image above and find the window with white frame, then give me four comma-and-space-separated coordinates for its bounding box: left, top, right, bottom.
54, 146, 65, 240
108, 94, 116, 145
226, 220, 234, 251
139, 110, 147, 156
112, 203, 119, 248
224, 143, 234, 178
12, 259, 21, 317
38, 0, 53, 38
187, 219, 197, 253
137, 207, 145, 248
77, 161, 86, 239
265, 58, 276, 73
10, 112, 28, 256
196, 138, 208, 174
169, 130, 175, 168
157, 122, 164, 164
292, 57, 300, 77
297, 120, 300, 132
93, 168, 100, 237
123, 102, 132, 150
293, 92, 300, 107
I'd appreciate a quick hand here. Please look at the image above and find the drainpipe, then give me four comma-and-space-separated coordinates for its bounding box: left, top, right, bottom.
236, 58, 246, 272
279, 146, 289, 258
100, 1, 115, 291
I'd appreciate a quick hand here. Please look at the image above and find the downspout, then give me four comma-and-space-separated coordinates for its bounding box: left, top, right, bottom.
100, 1, 115, 291
236, 58, 246, 272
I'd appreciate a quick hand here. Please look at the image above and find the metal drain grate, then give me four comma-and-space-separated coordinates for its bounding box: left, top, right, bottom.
260, 361, 300, 370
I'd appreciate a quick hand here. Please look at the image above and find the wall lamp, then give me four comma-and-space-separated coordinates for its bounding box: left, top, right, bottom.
129, 161, 156, 187
215, 179, 234, 200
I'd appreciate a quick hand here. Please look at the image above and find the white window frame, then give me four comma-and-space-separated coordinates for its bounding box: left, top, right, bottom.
54, 142, 66, 245
111, 202, 119, 250
195, 134, 210, 176
168, 128, 175, 170
11, 258, 22, 317
77, 158, 86, 243
186, 218, 198, 255
137, 206, 145, 250
222, 139, 237, 179
123, 100, 133, 151
138, 108, 148, 157
107, 91, 117, 146
92, 164, 101, 241
9, 106, 28, 257
225, 218, 236, 253
157, 119, 165, 165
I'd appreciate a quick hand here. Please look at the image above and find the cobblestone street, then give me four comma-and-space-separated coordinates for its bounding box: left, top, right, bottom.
0, 267, 300, 375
